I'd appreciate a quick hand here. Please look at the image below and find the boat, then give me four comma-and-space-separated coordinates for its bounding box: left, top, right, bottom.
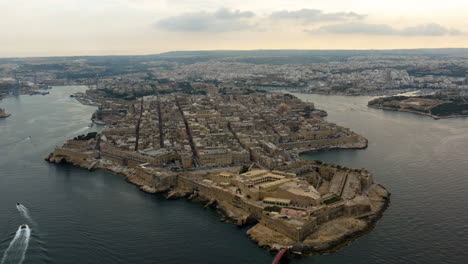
93, 120, 106, 125
0, 108, 11, 118
17, 202, 21, 206
20, 224, 28, 229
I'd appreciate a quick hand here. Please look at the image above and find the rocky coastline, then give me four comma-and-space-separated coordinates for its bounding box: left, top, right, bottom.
45, 148, 390, 256
368, 105, 468, 120
367, 94, 468, 120
297, 135, 368, 157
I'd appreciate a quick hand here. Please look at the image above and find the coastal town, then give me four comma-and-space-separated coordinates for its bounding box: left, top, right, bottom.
45, 86, 388, 255
1, 49, 467, 99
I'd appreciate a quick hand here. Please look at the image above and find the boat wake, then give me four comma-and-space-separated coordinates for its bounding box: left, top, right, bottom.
15, 205, 32, 223
64, 126, 91, 139
0, 226, 31, 264
0, 137, 32, 148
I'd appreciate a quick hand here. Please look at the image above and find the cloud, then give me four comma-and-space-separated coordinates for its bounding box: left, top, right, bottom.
308, 23, 463, 36
155, 8, 256, 32
400, 23, 462, 36
309, 23, 395, 35
270, 9, 366, 23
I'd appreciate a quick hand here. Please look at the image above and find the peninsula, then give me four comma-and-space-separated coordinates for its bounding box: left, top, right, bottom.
46, 89, 388, 256
368, 92, 468, 119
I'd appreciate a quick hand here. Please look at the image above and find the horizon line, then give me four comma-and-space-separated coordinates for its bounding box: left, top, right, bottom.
1, 47, 468, 60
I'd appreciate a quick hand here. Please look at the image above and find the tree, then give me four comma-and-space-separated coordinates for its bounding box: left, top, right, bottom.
239, 165, 249, 174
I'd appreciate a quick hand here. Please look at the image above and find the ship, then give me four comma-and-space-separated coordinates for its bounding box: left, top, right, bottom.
0, 108, 11, 118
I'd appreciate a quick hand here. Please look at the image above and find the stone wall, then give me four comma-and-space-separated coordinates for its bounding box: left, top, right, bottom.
310, 200, 372, 226
277, 135, 362, 150
260, 215, 320, 241
100, 144, 179, 167
62, 139, 94, 149
177, 176, 264, 218
134, 166, 178, 189
177, 176, 319, 241
260, 216, 304, 241
52, 148, 97, 166
264, 188, 321, 207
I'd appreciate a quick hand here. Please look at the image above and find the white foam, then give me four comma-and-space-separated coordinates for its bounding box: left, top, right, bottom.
15, 205, 32, 223
1, 226, 31, 264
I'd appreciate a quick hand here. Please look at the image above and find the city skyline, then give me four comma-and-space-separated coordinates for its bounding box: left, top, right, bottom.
2, 0, 468, 57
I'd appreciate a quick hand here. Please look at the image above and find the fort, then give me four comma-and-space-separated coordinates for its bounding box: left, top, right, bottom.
46, 134, 389, 255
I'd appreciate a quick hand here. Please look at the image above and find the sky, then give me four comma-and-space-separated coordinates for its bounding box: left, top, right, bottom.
1, 0, 468, 57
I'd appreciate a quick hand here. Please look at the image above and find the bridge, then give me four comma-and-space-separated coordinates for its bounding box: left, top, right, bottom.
271, 248, 288, 264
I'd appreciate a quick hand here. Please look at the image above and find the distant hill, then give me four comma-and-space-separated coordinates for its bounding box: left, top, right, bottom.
157, 48, 468, 57
1, 48, 467, 65
152, 48, 468, 64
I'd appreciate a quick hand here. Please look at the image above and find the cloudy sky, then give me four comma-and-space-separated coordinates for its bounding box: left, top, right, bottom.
1, 0, 467, 57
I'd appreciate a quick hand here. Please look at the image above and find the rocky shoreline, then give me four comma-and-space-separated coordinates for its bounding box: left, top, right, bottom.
146, 183, 390, 256
297, 136, 368, 156
46, 152, 259, 227
46, 152, 165, 194
368, 105, 468, 120
45, 150, 390, 256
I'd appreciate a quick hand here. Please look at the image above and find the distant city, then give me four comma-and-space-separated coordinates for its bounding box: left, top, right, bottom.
1, 49, 468, 100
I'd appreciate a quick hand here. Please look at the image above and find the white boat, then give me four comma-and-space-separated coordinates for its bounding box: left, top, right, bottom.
93, 120, 106, 125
